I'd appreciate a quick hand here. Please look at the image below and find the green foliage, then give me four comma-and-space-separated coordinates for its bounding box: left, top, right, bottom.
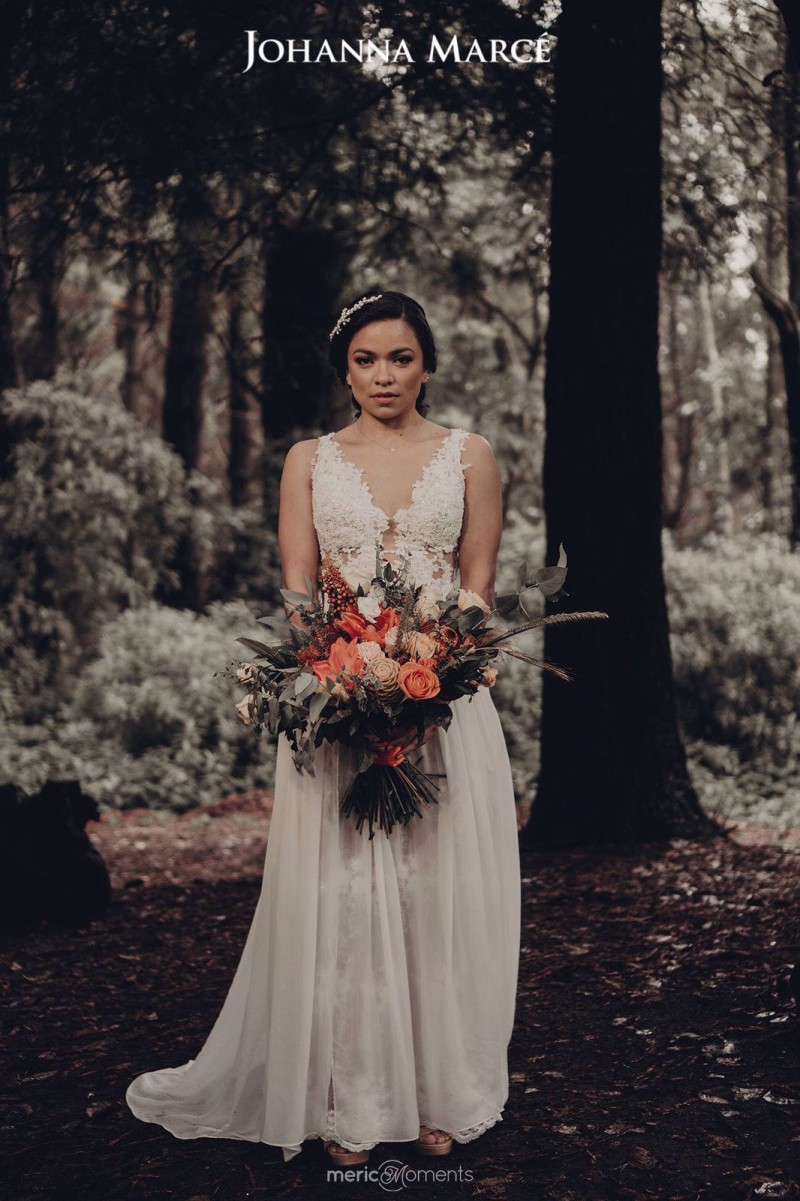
0, 372, 190, 703
665, 531, 800, 766
0, 600, 276, 811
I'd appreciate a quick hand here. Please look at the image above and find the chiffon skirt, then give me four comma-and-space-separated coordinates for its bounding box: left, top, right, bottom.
125, 685, 522, 1163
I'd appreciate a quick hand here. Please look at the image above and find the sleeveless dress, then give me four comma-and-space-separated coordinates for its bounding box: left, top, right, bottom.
125, 426, 521, 1163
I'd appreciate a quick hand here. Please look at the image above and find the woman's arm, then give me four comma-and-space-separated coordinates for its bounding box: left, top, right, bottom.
457, 433, 503, 609
278, 439, 321, 628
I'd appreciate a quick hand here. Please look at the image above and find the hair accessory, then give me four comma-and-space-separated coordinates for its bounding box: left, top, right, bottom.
329, 293, 384, 342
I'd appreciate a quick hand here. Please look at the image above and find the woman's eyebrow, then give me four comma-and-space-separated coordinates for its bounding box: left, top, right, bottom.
351, 346, 416, 354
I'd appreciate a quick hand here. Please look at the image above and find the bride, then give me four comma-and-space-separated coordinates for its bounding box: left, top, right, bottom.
125, 290, 522, 1167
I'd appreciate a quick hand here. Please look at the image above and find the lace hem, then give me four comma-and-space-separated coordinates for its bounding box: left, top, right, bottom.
301, 1106, 505, 1153
450, 1110, 504, 1144
323, 1109, 379, 1151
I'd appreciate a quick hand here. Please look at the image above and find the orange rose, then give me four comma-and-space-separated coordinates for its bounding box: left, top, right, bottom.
398, 661, 441, 700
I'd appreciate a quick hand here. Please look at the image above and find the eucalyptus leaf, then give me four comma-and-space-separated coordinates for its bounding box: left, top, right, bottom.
492, 592, 519, 618
279, 587, 313, 607
533, 565, 568, 596
308, 690, 329, 723
295, 673, 319, 701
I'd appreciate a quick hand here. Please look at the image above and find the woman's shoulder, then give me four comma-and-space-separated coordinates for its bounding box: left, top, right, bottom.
281, 437, 327, 485
284, 435, 326, 460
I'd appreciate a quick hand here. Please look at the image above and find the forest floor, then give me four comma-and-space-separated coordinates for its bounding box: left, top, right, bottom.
2, 793, 799, 1201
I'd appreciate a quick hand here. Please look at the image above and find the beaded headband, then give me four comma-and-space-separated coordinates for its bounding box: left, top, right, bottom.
329, 293, 384, 342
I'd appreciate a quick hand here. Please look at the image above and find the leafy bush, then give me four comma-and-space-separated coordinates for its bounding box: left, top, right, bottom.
665, 531, 800, 767
0, 599, 277, 811
0, 372, 190, 705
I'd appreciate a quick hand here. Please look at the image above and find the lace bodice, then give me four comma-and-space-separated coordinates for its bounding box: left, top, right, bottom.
311, 427, 472, 595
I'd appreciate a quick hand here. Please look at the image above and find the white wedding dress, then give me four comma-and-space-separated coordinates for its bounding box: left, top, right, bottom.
125, 426, 522, 1162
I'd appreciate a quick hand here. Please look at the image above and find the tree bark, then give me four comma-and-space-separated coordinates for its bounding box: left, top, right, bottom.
260, 216, 349, 442
661, 279, 695, 535
24, 197, 64, 381
227, 262, 261, 507
524, 0, 719, 849
762, 41, 787, 527
161, 180, 216, 610
751, 267, 800, 546
116, 259, 151, 423
0, 3, 23, 481
697, 271, 735, 535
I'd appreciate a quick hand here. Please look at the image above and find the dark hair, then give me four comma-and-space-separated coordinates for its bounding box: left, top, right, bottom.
328, 290, 437, 417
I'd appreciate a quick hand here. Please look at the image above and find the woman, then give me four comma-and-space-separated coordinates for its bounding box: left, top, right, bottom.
125, 290, 521, 1167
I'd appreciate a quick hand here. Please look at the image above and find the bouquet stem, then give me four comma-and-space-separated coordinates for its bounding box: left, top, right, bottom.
340, 756, 442, 840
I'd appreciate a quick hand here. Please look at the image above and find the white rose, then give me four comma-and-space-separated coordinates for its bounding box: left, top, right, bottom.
414, 585, 442, 622
357, 641, 383, 664
457, 588, 491, 615
236, 663, 259, 683
384, 626, 399, 648
356, 595, 382, 624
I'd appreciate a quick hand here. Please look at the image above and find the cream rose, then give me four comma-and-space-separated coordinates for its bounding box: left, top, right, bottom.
236, 663, 259, 684
365, 655, 402, 697
383, 626, 400, 649
235, 693, 256, 726
405, 631, 437, 660
457, 588, 491, 615
481, 665, 498, 687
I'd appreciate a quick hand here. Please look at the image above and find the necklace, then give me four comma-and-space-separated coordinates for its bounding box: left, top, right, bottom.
356, 417, 426, 453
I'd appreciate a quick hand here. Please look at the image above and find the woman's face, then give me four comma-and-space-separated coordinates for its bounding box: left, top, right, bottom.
345, 318, 429, 420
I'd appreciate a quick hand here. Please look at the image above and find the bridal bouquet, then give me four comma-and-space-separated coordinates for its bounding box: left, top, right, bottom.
228, 545, 607, 839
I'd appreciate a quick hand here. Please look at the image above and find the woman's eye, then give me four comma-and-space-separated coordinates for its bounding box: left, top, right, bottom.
354, 356, 413, 366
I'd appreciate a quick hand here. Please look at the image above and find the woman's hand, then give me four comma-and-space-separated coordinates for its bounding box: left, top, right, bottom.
367, 721, 439, 757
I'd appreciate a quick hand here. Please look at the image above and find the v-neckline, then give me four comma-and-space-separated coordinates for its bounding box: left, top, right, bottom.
327, 428, 458, 528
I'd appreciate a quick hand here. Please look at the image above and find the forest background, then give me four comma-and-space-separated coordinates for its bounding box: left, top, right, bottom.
1, 0, 799, 843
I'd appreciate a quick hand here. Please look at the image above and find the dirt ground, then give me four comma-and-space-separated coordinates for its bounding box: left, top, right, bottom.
1, 794, 799, 1201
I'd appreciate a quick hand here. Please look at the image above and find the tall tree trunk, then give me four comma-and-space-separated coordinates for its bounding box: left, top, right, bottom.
0, 3, 22, 480
163, 278, 213, 471
0, 154, 19, 390
24, 196, 64, 381
116, 258, 151, 423
227, 261, 261, 506
782, 36, 800, 546
524, 0, 718, 850
260, 216, 349, 442
763, 45, 788, 529
161, 181, 215, 610
662, 279, 695, 535
697, 271, 735, 535
753, 31, 800, 547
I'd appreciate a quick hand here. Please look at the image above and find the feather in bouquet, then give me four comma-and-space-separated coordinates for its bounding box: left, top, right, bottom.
227, 544, 607, 839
